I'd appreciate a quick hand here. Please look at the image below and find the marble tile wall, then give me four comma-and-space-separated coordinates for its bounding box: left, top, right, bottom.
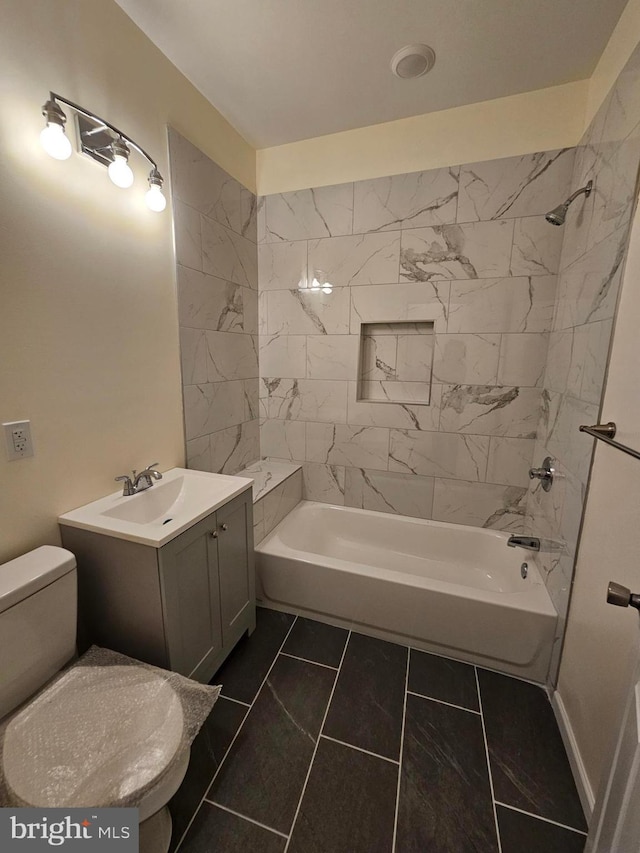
526, 45, 640, 680
257, 148, 576, 530
169, 129, 260, 475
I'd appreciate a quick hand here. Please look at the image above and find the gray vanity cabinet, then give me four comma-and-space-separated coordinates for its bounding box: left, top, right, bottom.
62, 487, 255, 684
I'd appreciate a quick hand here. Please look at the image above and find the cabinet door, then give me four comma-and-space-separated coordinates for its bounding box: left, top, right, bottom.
159, 512, 222, 679
216, 491, 255, 648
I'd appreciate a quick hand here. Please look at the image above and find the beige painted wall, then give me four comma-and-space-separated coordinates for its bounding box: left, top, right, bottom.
0, 0, 254, 563
586, 0, 640, 127
556, 198, 640, 801
256, 81, 589, 194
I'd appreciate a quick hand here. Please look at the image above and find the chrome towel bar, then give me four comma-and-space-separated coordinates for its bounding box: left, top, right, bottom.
579, 422, 640, 461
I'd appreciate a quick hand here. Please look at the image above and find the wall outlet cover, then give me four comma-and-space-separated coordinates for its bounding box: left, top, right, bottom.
3, 420, 34, 461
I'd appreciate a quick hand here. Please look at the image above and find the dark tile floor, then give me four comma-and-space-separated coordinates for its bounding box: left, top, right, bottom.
170, 607, 587, 853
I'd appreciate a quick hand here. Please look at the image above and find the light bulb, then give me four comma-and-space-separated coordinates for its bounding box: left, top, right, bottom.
108, 154, 134, 188
145, 182, 166, 212
40, 122, 72, 160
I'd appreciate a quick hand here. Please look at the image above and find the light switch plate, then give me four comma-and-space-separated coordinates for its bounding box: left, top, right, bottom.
3, 420, 34, 461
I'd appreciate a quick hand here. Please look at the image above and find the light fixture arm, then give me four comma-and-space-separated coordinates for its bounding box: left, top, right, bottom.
48, 92, 160, 173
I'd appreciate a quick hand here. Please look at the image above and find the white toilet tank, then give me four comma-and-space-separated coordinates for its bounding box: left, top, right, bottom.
0, 546, 77, 720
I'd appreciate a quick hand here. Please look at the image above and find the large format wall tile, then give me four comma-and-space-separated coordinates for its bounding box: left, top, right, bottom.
266, 288, 350, 335
389, 430, 489, 481
169, 128, 242, 233
344, 467, 435, 518
433, 479, 527, 531
306, 422, 390, 470
171, 130, 260, 482
497, 334, 548, 388
264, 184, 354, 242
400, 220, 513, 281
260, 419, 306, 461
206, 332, 257, 381
174, 200, 202, 271
184, 380, 247, 440
432, 333, 500, 385
510, 216, 564, 276
350, 282, 450, 333
457, 149, 575, 222
210, 420, 260, 475
347, 381, 442, 431
306, 335, 359, 380
308, 232, 400, 286
448, 276, 556, 334
353, 167, 459, 233
264, 378, 348, 423
259, 241, 308, 290
439, 385, 541, 437
202, 217, 258, 289
259, 334, 307, 378
554, 227, 626, 329
302, 462, 346, 504
177, 268, 246, 333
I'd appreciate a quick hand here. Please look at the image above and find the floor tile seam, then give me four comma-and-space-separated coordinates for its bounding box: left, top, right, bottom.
319, 733, 400, 765
392, 645, 410, 852
173, 700, 252, 853
494, 800, 588, 836
279, 651, 340, 670
175, 616, 298, 853
203, 799, 289, 839
219, 694, 251, 707
475, 665, 504, 853
282, 629, 353, 852
406, 689, 481, 715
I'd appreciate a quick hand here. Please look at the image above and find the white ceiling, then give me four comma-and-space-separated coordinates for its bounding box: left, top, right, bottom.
115, 0, 628, 148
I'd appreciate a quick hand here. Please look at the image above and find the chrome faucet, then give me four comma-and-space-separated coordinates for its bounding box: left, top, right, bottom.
115, 463, 162, 496
507, 535, 541, 552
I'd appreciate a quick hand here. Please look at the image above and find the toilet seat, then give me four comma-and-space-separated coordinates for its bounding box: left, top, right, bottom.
2, 664, 185, 813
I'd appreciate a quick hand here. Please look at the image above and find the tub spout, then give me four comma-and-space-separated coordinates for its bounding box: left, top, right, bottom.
507, 535, 540, 551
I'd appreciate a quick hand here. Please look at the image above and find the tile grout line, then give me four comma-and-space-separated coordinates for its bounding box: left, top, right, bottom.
495, 801, 588, 837
406, 689, 481, 715
320, 734, 399, 765
283, 629, 352, 852
475, 666, 503, 853
174, 615, 299, 853
219, 694, 251, 707
201, 800, 289, 839
391, 645, 410, 853
279, 651, 339, 670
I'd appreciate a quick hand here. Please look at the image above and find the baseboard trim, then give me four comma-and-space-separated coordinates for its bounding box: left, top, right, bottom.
552, 689, 595, 820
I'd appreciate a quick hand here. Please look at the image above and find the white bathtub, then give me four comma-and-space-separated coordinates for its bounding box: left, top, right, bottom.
255, 501, 557, 683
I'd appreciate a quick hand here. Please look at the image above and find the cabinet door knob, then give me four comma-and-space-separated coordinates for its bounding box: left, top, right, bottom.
210, 530, 218, 538
221, 523, 228, 532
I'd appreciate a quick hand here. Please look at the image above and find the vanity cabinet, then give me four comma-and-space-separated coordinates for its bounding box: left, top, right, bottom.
61, 487, 255, 683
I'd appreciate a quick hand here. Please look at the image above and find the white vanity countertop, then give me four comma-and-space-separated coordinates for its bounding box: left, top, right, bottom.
58, 467, 253, 547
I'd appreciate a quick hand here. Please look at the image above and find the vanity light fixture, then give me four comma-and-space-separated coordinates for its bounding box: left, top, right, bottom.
107, 137, 134, 189
40, 99, 72, 160
40, 92, 166, 212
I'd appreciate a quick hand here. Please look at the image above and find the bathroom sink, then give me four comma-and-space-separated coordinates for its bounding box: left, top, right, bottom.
58, 468, 253, 546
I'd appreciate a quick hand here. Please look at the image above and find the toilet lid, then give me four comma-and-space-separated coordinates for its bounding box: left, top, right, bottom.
2, 665, 184, 808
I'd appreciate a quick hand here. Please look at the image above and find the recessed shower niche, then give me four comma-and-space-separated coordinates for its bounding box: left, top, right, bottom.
357, 321, 434, 404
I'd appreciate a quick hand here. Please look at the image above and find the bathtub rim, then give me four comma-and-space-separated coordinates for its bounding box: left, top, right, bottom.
255, 500, 555, 617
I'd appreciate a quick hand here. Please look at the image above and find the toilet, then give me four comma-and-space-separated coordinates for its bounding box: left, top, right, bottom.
0, 545, 190, 853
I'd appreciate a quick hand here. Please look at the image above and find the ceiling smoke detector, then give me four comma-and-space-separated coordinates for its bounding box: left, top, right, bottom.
390, 44, 436, 79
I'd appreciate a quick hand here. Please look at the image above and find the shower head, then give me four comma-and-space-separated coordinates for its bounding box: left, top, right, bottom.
545, 203, 569, 226
545, 180, 593, 226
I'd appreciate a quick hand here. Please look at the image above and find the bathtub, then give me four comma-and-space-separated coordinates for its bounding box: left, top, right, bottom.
255, 501, 557, 683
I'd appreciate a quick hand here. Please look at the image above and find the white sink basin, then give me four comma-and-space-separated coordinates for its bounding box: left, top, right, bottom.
59, 468, 253, 546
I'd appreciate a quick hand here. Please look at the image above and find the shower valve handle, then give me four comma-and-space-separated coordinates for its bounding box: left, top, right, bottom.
528, 457, 555, 492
